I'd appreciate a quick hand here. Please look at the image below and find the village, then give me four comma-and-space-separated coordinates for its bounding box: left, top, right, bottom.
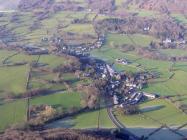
77, 53, 158, 112
1, 0, 187, 139
95, 61, 158, 109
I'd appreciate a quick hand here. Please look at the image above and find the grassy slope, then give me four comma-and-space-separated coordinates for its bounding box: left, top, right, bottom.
38, 54, 66, 68
64, 109, 114, 129
0, 92, 82, 131
160, 49, 187, 57
171, 14, 187, 24
0, 65, 28, 97
106, 33, 156, 47
31, 92, 82, 110
0, 50, 16, 63
63, 24, 96, 35
117, 99, 187, 127
0, 99, 27, 131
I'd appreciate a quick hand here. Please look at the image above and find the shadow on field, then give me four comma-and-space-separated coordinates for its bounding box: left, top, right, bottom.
65, 78, 80, 84
141, 105, 165, 113
45, 117, 76, 129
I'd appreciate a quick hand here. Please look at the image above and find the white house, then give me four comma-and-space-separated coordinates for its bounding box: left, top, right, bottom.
143, 92, 156, 99
163, 38, 172, 44
113, 95, 119, 105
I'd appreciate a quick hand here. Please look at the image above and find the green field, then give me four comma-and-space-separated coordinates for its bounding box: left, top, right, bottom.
0, 50, 17, 63
31, 92, 82, 110
0, 92, 82, 131
106, 33, 156, 47
0, 99, 27, 131
63, 24, 96, 35
46, 109, 114, 129
9, 53, 38, 63
116, 99, 187, 127
160, 49, 187, 57
0, 65, 28, 97
38, 54, 67, 68
143, 70, 187, 99
72, 109, 114, 128
171, 14, 187, 24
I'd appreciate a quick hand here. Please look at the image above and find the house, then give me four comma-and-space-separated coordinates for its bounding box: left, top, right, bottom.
113, 95, 119, 105
143, 26, 150, 31
102, 73, 107, 79
87, 9, 92, 12
41, 37, 48, 42
134, 92, 143, 102
143, 92, 157, 99
137, 83, 143, 89
106, 64, 115, 76
163, 38, 172, 44
116, 58, 130, 65
176, 39, 186, 45
126, 83, 137, 88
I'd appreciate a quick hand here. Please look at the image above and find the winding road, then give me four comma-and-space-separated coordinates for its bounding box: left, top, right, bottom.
107, 107, 140, 140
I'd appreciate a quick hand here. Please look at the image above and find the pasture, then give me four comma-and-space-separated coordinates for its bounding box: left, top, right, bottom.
0, 65, 28, 97
171, 14, 187, 24
38, 54, 67, 68
46, 109, 114, 129
116, 99, 187, 127
0, 92, 82, 131
63, 24, 96, 35
106, 33, 157, 47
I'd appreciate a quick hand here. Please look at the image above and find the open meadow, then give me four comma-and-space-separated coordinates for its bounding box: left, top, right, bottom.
0, 92, 82, 131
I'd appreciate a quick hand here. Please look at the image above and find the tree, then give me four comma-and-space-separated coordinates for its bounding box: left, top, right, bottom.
53, 57, 81, 73
79, 84, 100, 109
123, 105, 139, 115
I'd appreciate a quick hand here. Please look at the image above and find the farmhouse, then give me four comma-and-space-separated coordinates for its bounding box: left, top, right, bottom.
143, 92, 157, 99
143, 26, 150, 31
106, 64, 115, 76
116, 58, 130, 65
113, 95, 119, 105
175, 39, 186, 45
163, 38, 172, 44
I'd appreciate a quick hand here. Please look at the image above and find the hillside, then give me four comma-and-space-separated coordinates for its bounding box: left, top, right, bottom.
125, 0, 187, 14
0, 0, 187, 139
0, 0, 20, 11
0, 128, 122, 140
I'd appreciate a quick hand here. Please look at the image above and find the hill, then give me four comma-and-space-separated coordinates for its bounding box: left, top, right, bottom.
0, 0, 20, 11
125, 0, 187, 14
0, 128, 123, 140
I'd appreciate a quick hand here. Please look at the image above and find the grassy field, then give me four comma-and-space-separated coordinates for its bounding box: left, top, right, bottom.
0, 99, 27, 131
46, 109, 114, 129
171, 14, 187, 24
63, 24, 96, 35
73, 109, 114, 129
160, 49, 187, 57
31, 92, 82, 110
0, 92, 82, 131
0, 49, 39, 64
0, 50, 16, 64
9, 53, 38, 63
38, 54, 67, 68
106, 33, 157, 47
0, 65, 28, 97
143, 70, 187, 98
116, 99, 187, 127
